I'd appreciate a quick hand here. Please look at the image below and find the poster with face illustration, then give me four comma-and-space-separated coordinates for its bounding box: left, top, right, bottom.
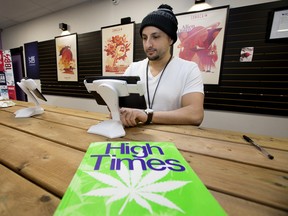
102, 23, 134, 76
174, 6, 229, 85
55, 33, 78, 82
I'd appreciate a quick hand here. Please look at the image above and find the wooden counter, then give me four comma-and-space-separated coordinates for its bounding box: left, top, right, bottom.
0, 101, 287, 216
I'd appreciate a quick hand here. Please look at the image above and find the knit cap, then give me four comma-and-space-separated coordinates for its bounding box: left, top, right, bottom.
140, 4, 178, 44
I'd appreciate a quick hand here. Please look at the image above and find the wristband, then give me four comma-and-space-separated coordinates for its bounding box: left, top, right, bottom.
144, 108, 153, 124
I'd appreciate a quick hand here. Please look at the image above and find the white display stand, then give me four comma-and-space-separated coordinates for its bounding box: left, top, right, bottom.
84, 79, 145, 138
14, 79, 46, 118
14, 106, 44, 118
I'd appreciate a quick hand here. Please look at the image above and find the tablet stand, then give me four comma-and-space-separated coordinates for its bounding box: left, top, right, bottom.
14, 79, 45, 118
84, 79, 145, 138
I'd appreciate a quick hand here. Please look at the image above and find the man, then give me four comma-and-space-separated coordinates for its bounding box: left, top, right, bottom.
120, 4, 204, 127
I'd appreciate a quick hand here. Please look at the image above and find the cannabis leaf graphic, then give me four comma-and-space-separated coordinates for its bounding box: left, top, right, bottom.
83, 160, 191, 215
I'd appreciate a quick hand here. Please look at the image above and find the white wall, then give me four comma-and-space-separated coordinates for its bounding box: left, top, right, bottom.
1, 0, 280, 49
2, 0, 287, 138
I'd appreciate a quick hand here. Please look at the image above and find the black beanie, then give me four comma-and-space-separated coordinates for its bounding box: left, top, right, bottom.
140, 4, 178, 44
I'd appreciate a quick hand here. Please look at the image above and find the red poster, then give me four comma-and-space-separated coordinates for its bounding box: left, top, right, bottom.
3, 50, 17, 100
7, 86, 16, 100
0, 50, 4, 72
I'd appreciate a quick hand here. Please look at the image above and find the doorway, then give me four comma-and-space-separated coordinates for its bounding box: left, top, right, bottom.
10, 47, 26, 101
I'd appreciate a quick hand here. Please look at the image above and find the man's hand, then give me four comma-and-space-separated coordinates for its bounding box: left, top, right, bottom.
120, 108, 148, 127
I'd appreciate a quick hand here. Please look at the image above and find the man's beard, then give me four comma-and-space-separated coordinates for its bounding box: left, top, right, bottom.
147, 55, 160, 61
146, 48, 160, 61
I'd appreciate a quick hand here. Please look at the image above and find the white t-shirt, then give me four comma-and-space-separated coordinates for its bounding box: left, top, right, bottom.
124, 56, 204, 111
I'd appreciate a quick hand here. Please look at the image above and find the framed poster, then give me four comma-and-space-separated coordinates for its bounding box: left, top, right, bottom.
174, 6, 229, 84
55, 33, 78, 82
266, 7, 288, 42
102, 23, 134, 76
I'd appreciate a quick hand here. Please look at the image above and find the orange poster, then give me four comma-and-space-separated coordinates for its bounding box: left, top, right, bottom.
55, 33, 78, 82
102, 23, 134, 76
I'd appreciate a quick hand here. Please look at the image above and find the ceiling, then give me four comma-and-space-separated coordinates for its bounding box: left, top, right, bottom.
0, 0, 91, 30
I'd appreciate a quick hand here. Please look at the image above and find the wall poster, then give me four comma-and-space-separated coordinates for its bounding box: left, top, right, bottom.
266, 6, 288, 42
24, 41, 40, 79
0, 50, 4, 72
174, 6, 229, 84
55, 33, 78, 82
102, 23, 134, 76
3, 50, 16, 99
